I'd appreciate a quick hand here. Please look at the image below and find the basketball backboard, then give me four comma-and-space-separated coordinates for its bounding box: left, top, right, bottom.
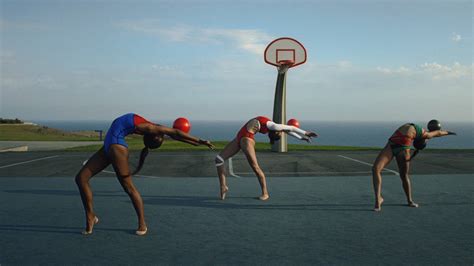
264, 37, 307, 68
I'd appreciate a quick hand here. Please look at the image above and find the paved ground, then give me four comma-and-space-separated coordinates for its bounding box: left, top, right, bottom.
1, 150, 473, 177
0, 150, 473, 265
0, 141, 102, 151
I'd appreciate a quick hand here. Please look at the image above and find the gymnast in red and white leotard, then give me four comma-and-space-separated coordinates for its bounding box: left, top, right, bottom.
215, 116, 318, 200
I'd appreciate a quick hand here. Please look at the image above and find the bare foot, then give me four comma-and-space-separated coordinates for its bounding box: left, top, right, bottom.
220, 186, 229, 200
258, 194, 269, 201
408, 201, 419, 208
374, 197, 384, 212
136, 225, 148, 236
82, 216, 99, 235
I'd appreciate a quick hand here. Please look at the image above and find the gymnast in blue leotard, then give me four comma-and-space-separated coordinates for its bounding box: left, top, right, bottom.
103, 113, 143, 154
75, 113, 214, 236
103, 113, 153, 155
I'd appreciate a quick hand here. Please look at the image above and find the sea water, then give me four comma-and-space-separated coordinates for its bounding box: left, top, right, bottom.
34, 120, 473, 149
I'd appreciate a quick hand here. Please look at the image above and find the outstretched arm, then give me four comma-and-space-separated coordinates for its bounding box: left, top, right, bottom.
266, 121, 318, 139
136, 123, 214, 149
424, 130, 456, 139
287, 131, 311, 142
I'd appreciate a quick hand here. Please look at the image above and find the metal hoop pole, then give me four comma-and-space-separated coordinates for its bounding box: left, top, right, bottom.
271, 70, 288, 152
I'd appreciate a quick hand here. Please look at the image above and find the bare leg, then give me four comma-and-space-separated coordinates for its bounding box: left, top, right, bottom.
371, 144, 393, 211
109, 145, 147, 235
240, 138, 269, 201
396, 150, 418, 208
75, 147, 110, 234
215, 138, 240, 200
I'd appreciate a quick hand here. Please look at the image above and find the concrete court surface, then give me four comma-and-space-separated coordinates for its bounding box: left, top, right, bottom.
0, 150, 473, 265
0, 141, 102, 151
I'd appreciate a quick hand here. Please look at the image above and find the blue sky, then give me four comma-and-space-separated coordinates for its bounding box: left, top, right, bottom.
1, 0, 472, 122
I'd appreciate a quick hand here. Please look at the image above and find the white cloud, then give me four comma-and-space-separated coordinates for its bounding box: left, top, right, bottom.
3, 58, 472, 121
420, 62, 471, 80
119, 19, 191, 41
337, 61, 352, 68
376, 66, 411, 74
451, 32, 462, 42
201, 28, 273, 55
151, 64, 178, 72
289, 61, 472, 121
376, 62, 471, 80
118, 19, 273, 55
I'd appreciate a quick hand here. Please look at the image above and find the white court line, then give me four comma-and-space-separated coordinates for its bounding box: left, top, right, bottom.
83, 160, 171, 179
234, 171, 374, 175
0, 155, 60, 169
85, 155, 397, 179
338, 155, 399, 175
102, 169, 160, 178
228, 158, 241, 178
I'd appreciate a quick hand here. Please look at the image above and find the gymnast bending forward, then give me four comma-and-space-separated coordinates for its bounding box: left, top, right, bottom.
372, 120, 456, 212
75, 113, 213, 235
215, 116, 317, 200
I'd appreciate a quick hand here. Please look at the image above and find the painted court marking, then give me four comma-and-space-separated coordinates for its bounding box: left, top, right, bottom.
230, 155, 397, 177
83, 154, 399, 178
338, 155, 399, 175
228, 158, 241, 178
82, 160, 173, 179
103, 169, 161, 179
0, 155, 60, 169
234, 171, 374, 175
96, 157, 242, 179
104, 170, 161, 178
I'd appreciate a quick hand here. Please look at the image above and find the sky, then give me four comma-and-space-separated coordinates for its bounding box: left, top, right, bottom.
0, 0, 472, 122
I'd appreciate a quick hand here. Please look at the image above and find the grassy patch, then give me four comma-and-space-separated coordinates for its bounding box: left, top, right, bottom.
1, 124, 378, 151
0, 124, 100, 141
4, 124, 470, 153
65, 139, 381, 152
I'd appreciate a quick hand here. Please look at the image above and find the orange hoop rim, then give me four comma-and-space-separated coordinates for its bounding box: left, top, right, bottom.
277, 60, 295, 66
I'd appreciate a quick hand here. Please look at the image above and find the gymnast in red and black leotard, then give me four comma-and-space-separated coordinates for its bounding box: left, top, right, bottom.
215, 116, 318, 201
371, 120, 456, 212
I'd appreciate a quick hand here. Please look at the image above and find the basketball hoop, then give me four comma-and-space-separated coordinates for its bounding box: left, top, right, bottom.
264, 37, 308, 153
277, 59, 295, 67
264, 37, 307, 69
277, 60, 294, 73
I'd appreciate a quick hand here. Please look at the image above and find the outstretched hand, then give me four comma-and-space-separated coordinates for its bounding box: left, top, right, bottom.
447, 131, 457, 135
200, 139, 215, 149
305, 131, 318, 138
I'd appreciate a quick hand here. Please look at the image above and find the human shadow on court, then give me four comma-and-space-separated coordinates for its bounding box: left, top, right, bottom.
4, 189, 125, 197
143, 195, 373, 212
0, 224, 130, 235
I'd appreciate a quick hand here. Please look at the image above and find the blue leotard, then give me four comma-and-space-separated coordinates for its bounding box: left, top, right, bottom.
103, 113, 151, 155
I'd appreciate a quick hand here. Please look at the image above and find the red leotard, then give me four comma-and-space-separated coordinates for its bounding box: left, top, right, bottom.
133, 114, 153, 134
133, 114, 152, 126
236, 116, 271, 142
389, 130, 413, 146
256, 116, 271, 133
389, 123, 425, 147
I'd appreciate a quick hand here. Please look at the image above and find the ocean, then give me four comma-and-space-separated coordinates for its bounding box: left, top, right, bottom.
33, 120, 473, 149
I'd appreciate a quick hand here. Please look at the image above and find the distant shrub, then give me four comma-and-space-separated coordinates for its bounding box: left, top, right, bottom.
0, 118, 24, 124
